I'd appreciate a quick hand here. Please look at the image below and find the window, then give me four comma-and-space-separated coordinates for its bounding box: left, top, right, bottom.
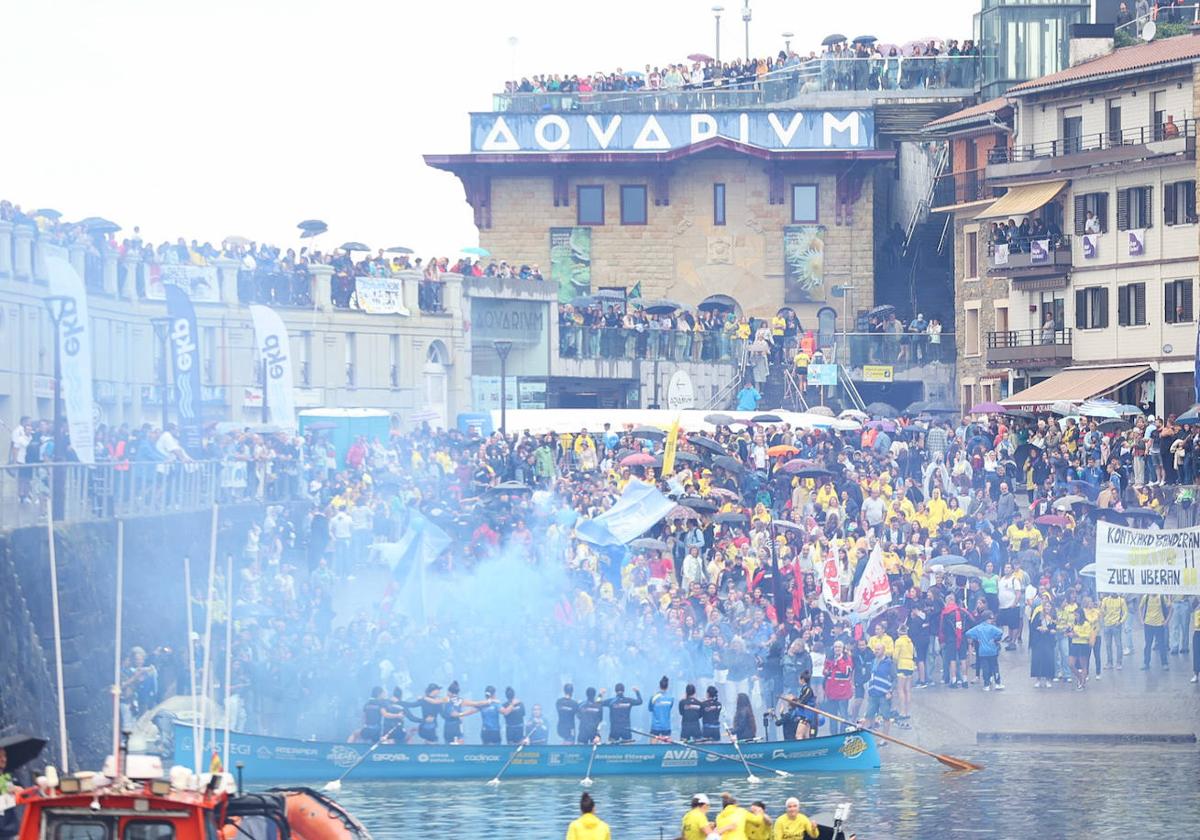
345, 332, 356, 386
995, 305, 1009, 334
54, 824, 108, 840
1061, 109, 1083, 154
1107, 98, 1122, 144
966, 231, 978, 278
1073, 192, 1109, 234
1040, 294, 1065, 330
1165, 279, 1194, 323
1117, 186, 1153, 230
619, 185, 647, 225
713, 183, 726, 226
1164, 180, 1197, 226
577, 185, 604, 225
791, 184, 818, 224
389, 334, 400, 387
300, 330, 311, 386
1075, 287, 1109, 329
964, 307, 980, 356
1117, 282, 1146, 326
1152, 90, 1166, 140
125, 824, 175, 840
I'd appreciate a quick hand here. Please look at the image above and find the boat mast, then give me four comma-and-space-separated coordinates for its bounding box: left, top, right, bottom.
111, 518, 125, 777
222, 545, 233, 770
46, 472, 69, 772
199, 504, 219, 766
184, 554, 199, 772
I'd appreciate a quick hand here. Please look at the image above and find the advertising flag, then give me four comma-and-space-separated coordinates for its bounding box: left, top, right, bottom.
851, 542, 893, 618
249, 304, 297, 430
165, 285, 203, 451
661, 415, 681, 475
45, 246, 95, 464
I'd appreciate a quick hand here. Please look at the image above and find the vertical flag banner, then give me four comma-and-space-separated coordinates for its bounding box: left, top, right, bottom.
45, 246, 95, 464
165, 285, 203, 451
852, 542, 893, 618
661, 415, 681, 475
249, 305, 297, 430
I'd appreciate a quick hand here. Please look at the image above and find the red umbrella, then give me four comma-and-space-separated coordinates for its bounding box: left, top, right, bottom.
666, 505, 696, 522
1035, 514, 1071, 528
782, 459, 819, 474
621, 452, 656, 467
688, 53, 714, 62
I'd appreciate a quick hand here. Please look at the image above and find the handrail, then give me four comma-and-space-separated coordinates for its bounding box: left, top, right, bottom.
988, 119, 1197, 164
986, 328, 1072, 348
838, 365, 868, 413
781, 367, 811, 412
903, 143, 949, 258
704, 342, 751, 409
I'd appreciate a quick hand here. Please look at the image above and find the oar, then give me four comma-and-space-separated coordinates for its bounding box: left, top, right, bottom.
795, 703, 983, 772
725, 728, 760, 783
580, 740, 599, 787
486, 741, 526, 786
323, 720, 406, 792
630, 728, 789, 778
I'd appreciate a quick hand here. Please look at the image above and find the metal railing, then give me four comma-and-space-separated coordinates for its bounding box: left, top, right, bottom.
932, 167, 1000, 207
836, 331, 956, 370
559, 326, 746, 364
0, 459, 304, 530
987, 119, 1197, 164
987, 328, 1072, 348
985, 328, 1072, 368
987, 235, 1072, 266
495, 56, 980, 112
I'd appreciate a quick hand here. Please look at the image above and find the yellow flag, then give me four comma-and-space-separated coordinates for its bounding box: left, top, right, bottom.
662, 415, 681, 476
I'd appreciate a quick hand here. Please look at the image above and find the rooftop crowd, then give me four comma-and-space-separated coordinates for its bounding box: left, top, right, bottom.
106, 399, 1200, 753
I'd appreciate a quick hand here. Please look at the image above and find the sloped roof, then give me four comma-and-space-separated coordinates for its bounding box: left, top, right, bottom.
924, 96, 1012, 131
1007, 34, 1200, 96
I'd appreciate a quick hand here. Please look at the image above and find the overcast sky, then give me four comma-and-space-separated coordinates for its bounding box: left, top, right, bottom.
1, 0, 974, 256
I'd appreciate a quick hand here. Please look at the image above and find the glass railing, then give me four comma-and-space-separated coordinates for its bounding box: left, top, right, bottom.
833, 331, 956, 370
558, 326, 746, 363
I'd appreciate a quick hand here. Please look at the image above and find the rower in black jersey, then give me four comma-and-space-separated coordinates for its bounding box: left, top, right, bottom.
381, 687, 422, 742
360, 686, 386, 742
500, 686, 525, 744
602, 682, 642, 742
556, 683, 580, 744
678, 683, 704, 742
700, 685, 723, 742
417, 682, 447, 744
576, 687, 606, 744
442, 680, 477, 744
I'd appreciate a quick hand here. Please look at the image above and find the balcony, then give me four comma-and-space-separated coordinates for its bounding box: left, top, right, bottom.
987, 120, 1196, 180
986, 328, 1072, 369
931, 167, 1002, 210
987, 236, 1072, 276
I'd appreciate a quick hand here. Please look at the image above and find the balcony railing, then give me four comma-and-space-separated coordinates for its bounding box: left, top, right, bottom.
986, 328, 1072, 368
932, 167, 1001, 208
987, 236, 1072, 271
559, 326, 745, 363
987, 119, 1197, 164
836, 331, 956, 372
495, 56, 980, 112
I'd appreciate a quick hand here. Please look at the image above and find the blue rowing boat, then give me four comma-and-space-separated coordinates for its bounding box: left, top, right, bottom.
173, 723, 880, 781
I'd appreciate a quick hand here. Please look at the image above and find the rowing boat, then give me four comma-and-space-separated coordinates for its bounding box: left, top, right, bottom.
173, 723, 880, 781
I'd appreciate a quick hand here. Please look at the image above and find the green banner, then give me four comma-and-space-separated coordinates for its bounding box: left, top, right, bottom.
550, 226, 591, 303
783, 225, 826, 303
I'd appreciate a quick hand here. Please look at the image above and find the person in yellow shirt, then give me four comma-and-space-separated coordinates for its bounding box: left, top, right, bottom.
1100, 593, 1128, 671
893, 624, 915, 726
1069, 601, 1097, 690
773, 798, 819, 840
868, 624, 894, 659
715, 793, 749, 840
1140, 593, 1172, 670
1082, 595, 1102, 680
681, 794, 713, 840
926, 488, 949, 529
566, 793, 610, 840
744, 802, 773, 840
815, 481, 838, 510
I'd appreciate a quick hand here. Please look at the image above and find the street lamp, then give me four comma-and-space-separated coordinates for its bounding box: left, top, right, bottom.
742, 0, 752, 61
493, 339, 513, 438
782, 31, 794, 54
712, 6, 723, 62
150, 316, 171, 431
507, 36, 519, 82
43, 296, 72, 520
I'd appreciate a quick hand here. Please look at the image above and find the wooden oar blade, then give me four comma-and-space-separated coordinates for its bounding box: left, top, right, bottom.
937, 754, 984, 772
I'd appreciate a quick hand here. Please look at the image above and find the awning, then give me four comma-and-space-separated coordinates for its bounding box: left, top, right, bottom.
1001, 364, 1150, 408
975, 180, 1068, 220
1010, 276, 1069, 292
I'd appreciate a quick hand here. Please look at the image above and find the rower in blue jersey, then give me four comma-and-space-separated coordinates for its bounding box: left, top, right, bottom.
648, 675, 675, 740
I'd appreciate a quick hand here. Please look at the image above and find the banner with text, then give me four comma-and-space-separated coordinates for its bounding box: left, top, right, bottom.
45, 246, 95, 464
147, 263, 221, 302
354, 276, 411, 315
165, 285, 204, 451
249, 304, 297, 430
1095, 520, 1200, 595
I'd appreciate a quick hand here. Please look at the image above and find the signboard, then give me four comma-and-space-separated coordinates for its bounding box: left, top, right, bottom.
471, 110, 875, 153
808, 363, 837, 386
1095, 521, 1200, 595
550, 227, 591, 303
783, 225, 826, 303
147, 264, 220, 303
518, 379, 547, 409
470, 299, 547, 346
863, 365, 894, 383
355, 276, 410, 315
666, 370, 696, 410
1082, 234, 1098, 259
1030, 239, 1049, 264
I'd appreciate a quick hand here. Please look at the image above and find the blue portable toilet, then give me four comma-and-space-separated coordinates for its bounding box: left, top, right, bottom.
456, 412, 494, 437
299, 408, 392, 467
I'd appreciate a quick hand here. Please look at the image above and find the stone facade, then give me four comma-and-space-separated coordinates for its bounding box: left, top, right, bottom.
953, 214, 1009, 409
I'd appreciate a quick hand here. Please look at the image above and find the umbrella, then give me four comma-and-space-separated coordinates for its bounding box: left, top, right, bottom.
1098, 418, 1130, 433
944, 563, 984, 579
1049, 401, 1077, 416
1079, 399, 1121, 419
1079, 562, 1097, 578
969, 401, 1005, 415
752, 413, 783, 424
223, 235, 252, 246
772, 519, 806, 533
621, 452, 656, 467
794, 467, 835, 481
707, 487, 740, 500
387, 246, 414, 254
688, 436, 727, 456
79, 216, 121, 234
781, 459, 817, 474
1121, 506, 1163, 520
1034, 514, 1071, 528
679, 497, 718, 514
808, 406, 835, 417
1003, 409, 1035, 420
570, 296, 596, 308
713, 455, 745, 473
697, 294, 738, 311
705, 413, 734, 426
822, 34, 848, 46
1116, 404, 1143, 416
866, 419, 897, 432
852, 35, 878, 44
1012, 443, 1040, 467
666, 505, 696, 522
462, 246, 491, 257
1178, 404, 1200, 424
0, 733, 47, 772
298, 219, 327, 231
840, 409, 869, 421
489, 480, 532, 494
715, 512, 750, 526
300, 227, 325, 239
34, 208, 62, 220
867, 303, 895, 318
673, 451, 701, 465
865, 402, 898, 418
1053, 494, 1088, 509
631, 425, 666, 440
1066, 480, 1100, 500
340, 241, 370, 252
641, 299, 684, 315
595, 289, 626, 300
631, 537, 668, 551
766, 444, 799, 458
625, 70, 646, 78
687, 52, 714, 62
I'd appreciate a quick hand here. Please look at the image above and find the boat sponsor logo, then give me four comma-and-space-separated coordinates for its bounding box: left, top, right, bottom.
370, 752, 410, 763
328, 746, 361, 769
462, 754, 500, 763
417, 753, 455, 764
840, 736, 868, 759
276, 746, 320, 757
660, 748, 698, 768
257, 747, 273, 760
769, 748, 829, 759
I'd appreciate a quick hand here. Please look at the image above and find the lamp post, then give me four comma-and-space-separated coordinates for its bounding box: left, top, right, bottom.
493, 339, 513, 439
712, 6, 723, 62
507, 36, 519, 82
741, 0, 752, 61
150, 316, 171, 431
43, 296, 72, 520
783, 31, 793, 54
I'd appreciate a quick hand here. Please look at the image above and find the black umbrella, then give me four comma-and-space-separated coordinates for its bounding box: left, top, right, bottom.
673, 451, 701, 464
752, 413, 783, 424
340, 241, 370, 252
1098, 418, 1130, 433
822, 33, 848, 45
795, 467, 835, 480
713, 455, 745, 472
298, 219, 327, 231
387, 246, 414, 254
841, 481, 863, 506
631, 425, 666, 440
680, 497, 719, 514
631, 537, 668, 551
689, 436, 727, 456
0, 734, 46, 772
300, 227, 326, 239
705, 413, 734, 426
715, 512, 749, 526
641, 299, 684, 315
772, 519, 805, 533
1012, 443, 1040, 468
489, 480, 532, 494
852, 35, 878, 44
868, 304, 895, 318
34, 208, 62, 220
697, 294, 739, 311
78, 216, 121, 234
865, 402, 899, 418
1003, 409, 1036, 420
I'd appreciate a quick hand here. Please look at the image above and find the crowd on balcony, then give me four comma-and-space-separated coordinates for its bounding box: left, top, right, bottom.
988, 215, 1067, 254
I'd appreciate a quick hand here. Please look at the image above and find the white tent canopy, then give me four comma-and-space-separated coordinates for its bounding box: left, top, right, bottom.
487, 408, 860, 436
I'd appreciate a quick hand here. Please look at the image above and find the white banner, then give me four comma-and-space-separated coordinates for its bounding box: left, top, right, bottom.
147, 263, 220, 302
993, 243, 1009, 265
851, 542, 893, 618
249, 305, 297, 431
1128, 228, 1146, 257
354, 276, 410, 315
1095, 521, 1200, 595
45, 246, 95, 464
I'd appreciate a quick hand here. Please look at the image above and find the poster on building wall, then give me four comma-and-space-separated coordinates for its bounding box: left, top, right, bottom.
1030, 239, 1050, 264
1128, 229, 1146, 257
355, 276, 410, 315
863, 365, 894, 383
1082, 234, 1099, 259
808, 363, 837, 386
993, 243, 1009, 266
550, 226, 592, 303
783, 225, 826, 303
146, 264, 220, 302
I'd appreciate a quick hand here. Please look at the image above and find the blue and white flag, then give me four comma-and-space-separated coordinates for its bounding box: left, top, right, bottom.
576, 480, 676, 546
45, 246, 95, 464
165, 284, 203, 451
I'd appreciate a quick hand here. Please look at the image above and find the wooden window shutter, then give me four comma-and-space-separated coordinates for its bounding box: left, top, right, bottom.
1135, 283, 1146, 325
1183, 280, 1194, 322
1099, 193, 1108, 231
1165, 280, 1177, 322
1142, 186, 1154, 228
1074, 194, 1087, 235
1098, 288, 1109, 328
1116, 188, 1130, 230
1075, 289, 1087, 328
1164, 183, 1176, 226
1118, 286, 1129, 326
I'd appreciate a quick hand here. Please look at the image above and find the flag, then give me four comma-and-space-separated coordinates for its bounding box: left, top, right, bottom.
379, 509, 452, 625
209, 750, 223, 774
629, 281, 642, 299
576, 481, 675, 546
661, 415, 681, 475
249, 304, 297, 430
165, 285, 203, 452
851, 543, 892, 619
45, 246, 95, 464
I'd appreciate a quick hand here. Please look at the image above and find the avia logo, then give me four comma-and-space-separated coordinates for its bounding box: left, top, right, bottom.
840, 735, 868, 759
171, 318, 196, 372
661, 748, 698, 768
256, 746, 272, 760
261, 334, 288, 379
57, 297, 85, 357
